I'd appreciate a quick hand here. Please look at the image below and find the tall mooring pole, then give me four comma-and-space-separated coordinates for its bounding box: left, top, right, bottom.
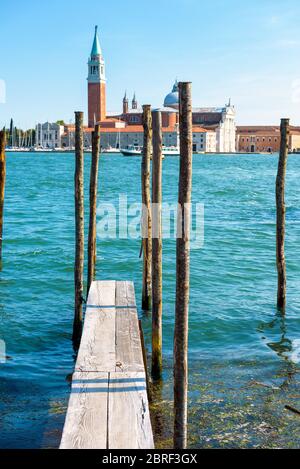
151, 110, 163, 380
73, 111, 84, 347
87, 124, 100, 295
141, 105, 152, 310
276, 118, 289, 312
174, 82, 193, 449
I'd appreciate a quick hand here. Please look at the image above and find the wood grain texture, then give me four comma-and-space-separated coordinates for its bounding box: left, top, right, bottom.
151, 111, 163, 380
61, 280, 154, 449
60, 372, 109, 449
141, 105, 152, 310
108, 372, 154, 449
73, 111, 84, 346
174, 82, 193, 449
87, 124, 101, 294
115, 281, 144, 372
75, 280, 116, 372
276, 118, 289, 311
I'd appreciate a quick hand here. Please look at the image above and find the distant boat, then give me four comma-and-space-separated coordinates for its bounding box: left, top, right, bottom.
6, 147, 30, 152
120, 145, 143, 156
120, 145, 179, 157
162, 146, 180, 156
102, 146, 121, 154
32, 147, 54, 153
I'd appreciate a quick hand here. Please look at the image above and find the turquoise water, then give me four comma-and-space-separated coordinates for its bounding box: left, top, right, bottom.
0, 152, 300, 448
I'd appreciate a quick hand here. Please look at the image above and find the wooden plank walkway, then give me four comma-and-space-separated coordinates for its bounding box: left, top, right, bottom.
60, 280, 154, 449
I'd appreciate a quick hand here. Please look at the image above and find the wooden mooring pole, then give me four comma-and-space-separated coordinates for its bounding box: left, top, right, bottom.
151, 110, 163, 380
276, 118, 289, 311
0, 130, 6, 262
87, 124, 100, 295
73, 111, 84, 347
141, 105, 152, 310
174, 82, 193, 449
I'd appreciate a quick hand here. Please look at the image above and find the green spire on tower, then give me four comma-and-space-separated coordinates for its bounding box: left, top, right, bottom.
91, 25, 102, 57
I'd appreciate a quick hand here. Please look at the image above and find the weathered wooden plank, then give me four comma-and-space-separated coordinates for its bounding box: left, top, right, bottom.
115, 281, 144, 372
60, 372, 108, 449
75, 280, 116, 372
61, 280, 154, 449
108, 371, 154, 449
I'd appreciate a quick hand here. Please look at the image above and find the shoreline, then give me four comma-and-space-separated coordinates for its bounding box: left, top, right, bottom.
4, 149, 285, 155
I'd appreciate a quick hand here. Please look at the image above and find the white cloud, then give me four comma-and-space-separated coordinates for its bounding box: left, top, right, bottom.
268, 15, 280, 25
277, 39, 300, 48
0, 79, 5, 104
291, 79, 300, 103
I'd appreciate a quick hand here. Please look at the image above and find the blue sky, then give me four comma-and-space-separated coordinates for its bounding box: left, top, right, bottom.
1, 0, 300, 128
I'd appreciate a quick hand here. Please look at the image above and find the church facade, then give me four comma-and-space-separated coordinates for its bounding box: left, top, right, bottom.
87, 27, 236, 153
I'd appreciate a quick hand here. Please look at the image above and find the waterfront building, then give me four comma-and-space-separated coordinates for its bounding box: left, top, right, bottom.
87, 27, 235, 153
35, 122, 64, 149
236, 126, 300, 153
60, 124, 93, 149
192, 102, 236, 153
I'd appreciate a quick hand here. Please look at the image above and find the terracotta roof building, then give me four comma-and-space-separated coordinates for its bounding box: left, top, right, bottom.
236, 126, 300, 153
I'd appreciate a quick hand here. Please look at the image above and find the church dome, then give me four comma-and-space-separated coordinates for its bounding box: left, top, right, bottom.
163, 80, 179, 109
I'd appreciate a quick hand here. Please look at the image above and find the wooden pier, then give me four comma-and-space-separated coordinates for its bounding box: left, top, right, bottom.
60, 280, 154, 449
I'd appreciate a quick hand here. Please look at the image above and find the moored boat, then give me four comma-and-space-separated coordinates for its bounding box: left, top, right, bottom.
102, 146, 121, 154
120, 145, 143, 156
120, 145, 179, 157
162, 146, 180, 156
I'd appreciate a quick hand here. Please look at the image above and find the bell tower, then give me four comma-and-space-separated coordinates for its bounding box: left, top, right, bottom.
123, 91, 129, 114
132, 92, 137, 109
88, 26, 106, 127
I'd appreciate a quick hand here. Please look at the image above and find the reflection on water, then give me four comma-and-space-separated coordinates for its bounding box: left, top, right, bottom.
258, 310, 292, 360
257, 309, 299, 394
